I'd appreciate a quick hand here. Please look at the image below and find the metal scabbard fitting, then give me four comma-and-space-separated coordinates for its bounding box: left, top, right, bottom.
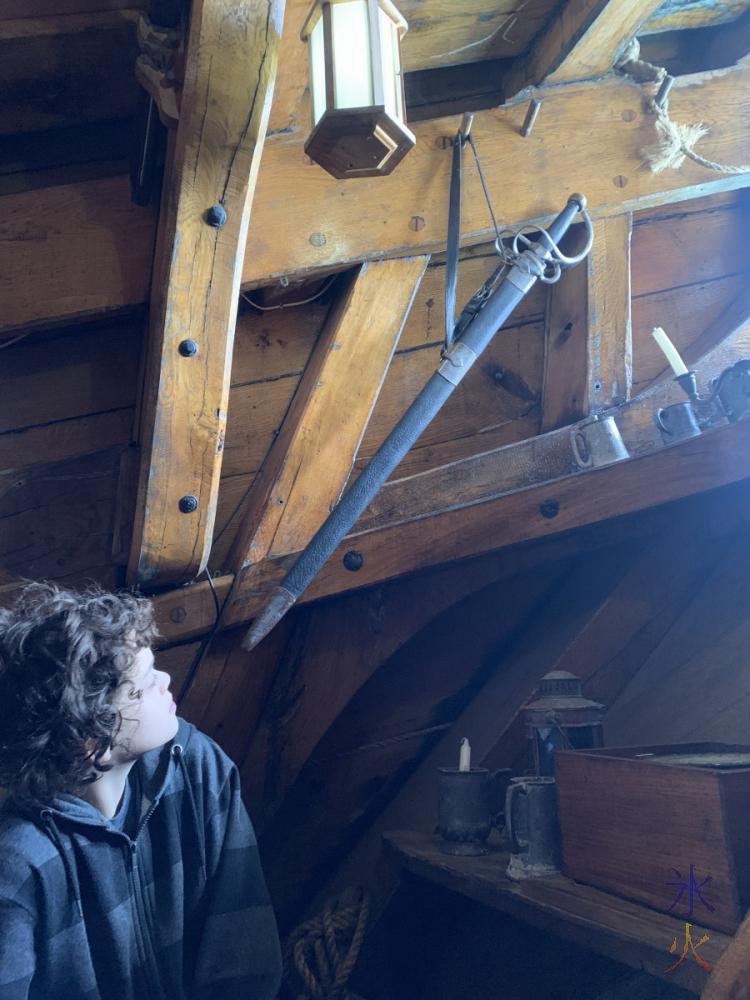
438, 342, 478, 387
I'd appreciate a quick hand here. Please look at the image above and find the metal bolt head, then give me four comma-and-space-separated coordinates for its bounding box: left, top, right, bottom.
178, 339, 198, 357
343, 550, 364, 572
539, 499, 560, 519
206, 204, 227, 228
179, 494, 199, 514
309, 232, 327, 247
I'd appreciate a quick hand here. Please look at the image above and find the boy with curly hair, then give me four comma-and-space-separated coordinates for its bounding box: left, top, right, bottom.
0, 582, 282, 1000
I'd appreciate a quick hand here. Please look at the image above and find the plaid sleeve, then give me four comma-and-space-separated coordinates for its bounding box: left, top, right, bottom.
190, 764, 282, 1000
0, 898, 34, 999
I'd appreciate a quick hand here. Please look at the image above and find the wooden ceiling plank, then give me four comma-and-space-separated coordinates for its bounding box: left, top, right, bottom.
505, 0, 665, 94
642, 0, 750, 35
4, 63, 750, 334
126, 0, 285, 588
0, 11, 139, 137
228, 256, 429, 586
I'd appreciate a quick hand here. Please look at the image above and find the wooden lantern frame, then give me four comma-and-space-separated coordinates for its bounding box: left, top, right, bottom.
300, 0, 416, 178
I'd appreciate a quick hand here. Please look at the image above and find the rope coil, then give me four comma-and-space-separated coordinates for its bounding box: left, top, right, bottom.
283, 887, 371, 1000
617, 39, 750, 176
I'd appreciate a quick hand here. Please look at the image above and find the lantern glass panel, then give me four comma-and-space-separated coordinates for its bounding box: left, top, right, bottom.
331, 0, 373, 109
378, 7, 400, 120
310, 13, 327, 125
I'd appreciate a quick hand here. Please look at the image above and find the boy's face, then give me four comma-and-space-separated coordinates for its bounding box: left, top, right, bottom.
109, 646, 179, 763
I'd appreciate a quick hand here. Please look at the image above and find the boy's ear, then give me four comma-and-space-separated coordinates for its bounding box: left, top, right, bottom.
84, 739, 113, 769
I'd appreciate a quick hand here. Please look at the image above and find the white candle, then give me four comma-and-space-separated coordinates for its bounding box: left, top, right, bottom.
652, 326, 688, 377
459, 737, 471, 772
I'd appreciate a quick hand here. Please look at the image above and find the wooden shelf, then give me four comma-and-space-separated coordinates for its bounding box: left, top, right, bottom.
384, 830, 731, 995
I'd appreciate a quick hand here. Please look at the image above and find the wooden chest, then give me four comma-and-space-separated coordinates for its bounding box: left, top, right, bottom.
554, 743, 750, 933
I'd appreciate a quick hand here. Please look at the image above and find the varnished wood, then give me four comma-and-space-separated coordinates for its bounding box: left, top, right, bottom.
504, 0, 665, 95
127, 0, 285, 587
384, 831, 727, 994
5, 64, 750, 333
228, 257, 428, 584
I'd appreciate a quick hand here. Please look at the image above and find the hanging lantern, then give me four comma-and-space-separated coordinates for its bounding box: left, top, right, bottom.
523, 671, 606, 777
300, 0, 415, 178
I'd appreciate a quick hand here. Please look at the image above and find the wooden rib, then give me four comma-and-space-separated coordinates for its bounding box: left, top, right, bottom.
5, 63, 750, 334
540, 249, 588, 432
542, 213, 632, 429
126, 0, 285, 588
152, 292, 750, 641
504, 0, 665, 94
228, 257, 429, 585
587, 213, 633, 410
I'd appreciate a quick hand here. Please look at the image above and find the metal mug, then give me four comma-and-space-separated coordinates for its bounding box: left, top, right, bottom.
437, 767, 512, 856
570, 414, 629, 469
505, 775, 562, 879
654, 401, 701, 443
714, 360, 750, 423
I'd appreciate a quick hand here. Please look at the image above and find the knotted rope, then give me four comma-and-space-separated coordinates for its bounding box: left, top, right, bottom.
616, 39, 750, 176
283, 887, 371, 1000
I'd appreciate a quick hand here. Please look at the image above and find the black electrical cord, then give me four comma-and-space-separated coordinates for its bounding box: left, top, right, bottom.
175, 567, 226, 707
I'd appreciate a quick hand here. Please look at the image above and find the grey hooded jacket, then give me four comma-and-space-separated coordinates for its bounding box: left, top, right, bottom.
0, 716, 282, 999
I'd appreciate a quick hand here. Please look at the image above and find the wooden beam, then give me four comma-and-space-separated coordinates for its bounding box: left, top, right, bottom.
127, 0, 285, 587
240, 63, 750, 288
541, 213, 632, 429
587, 213, 633, 410
504, 0, 665, 94
5, 63, 750, 333
157, 412, 750, 643
228, 257, 428, 582
540, 248, 588, 431
152, 296, 750, 641
643, 0, 750, 35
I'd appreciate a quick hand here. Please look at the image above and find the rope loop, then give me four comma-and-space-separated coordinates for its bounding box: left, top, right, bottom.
283, 887, 372, 1000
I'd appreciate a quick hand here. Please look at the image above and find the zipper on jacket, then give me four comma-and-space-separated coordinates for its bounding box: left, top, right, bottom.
128, 829, 172, 1000
127, 841, 159, 1000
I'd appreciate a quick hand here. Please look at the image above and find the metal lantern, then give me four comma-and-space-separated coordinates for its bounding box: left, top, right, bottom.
300, 0, 415, 178
523, 671, 606, 777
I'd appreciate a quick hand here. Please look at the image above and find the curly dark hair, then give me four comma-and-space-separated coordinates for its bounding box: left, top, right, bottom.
0, 582, 158, 804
